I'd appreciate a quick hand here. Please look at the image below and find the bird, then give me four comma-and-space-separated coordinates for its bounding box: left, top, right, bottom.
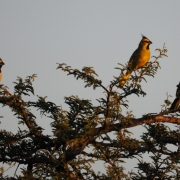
119, 34, 152, 87
170, 82, 180, 110
0, 58, 5, 82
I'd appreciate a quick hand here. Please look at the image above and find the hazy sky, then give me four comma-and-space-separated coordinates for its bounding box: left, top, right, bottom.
0, 0, 179, 176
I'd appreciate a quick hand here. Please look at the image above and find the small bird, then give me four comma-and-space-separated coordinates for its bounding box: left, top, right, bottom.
0, 58, 5, 82
119, 35, 152, 87
170, 82, 180, 110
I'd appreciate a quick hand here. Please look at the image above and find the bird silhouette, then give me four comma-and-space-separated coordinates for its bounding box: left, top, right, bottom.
170, 82, 180, 110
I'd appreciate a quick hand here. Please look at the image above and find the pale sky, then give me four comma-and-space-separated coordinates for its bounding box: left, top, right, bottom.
0, 0, 179, 176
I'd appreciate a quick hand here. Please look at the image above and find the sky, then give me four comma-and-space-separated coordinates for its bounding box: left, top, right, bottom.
0, 0, 179, 176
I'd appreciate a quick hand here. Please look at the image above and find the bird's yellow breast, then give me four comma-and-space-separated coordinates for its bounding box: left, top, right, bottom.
133, 48, 150, 70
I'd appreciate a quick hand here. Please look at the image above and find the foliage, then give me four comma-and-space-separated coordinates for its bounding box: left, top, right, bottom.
0, 44, 179, 179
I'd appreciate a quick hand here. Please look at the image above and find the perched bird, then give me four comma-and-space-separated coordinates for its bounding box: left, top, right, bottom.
0, 58, 5, 82
170, 82, 180, 110
119, 35, 152, 87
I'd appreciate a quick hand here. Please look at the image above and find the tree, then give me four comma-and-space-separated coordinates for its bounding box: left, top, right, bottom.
0, 44, 179, 180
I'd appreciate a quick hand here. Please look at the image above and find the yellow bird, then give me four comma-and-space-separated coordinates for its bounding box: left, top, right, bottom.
119, 35, 152, 87
0, 58, 5, 82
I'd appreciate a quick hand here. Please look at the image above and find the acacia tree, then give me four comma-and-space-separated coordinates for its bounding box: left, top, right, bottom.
0, 44, 179, 179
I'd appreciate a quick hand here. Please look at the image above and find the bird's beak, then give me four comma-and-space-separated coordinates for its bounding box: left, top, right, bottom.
149, 41, 152, 44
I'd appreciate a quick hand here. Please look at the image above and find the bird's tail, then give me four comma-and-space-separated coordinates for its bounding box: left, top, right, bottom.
119, 72, 131, 87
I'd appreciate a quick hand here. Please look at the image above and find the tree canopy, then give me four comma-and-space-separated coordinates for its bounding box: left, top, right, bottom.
0, 44, 180, 179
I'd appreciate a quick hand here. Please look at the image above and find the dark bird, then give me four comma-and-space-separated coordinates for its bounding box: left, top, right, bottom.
170, 82, 180, 110
0, 58, 5, 82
